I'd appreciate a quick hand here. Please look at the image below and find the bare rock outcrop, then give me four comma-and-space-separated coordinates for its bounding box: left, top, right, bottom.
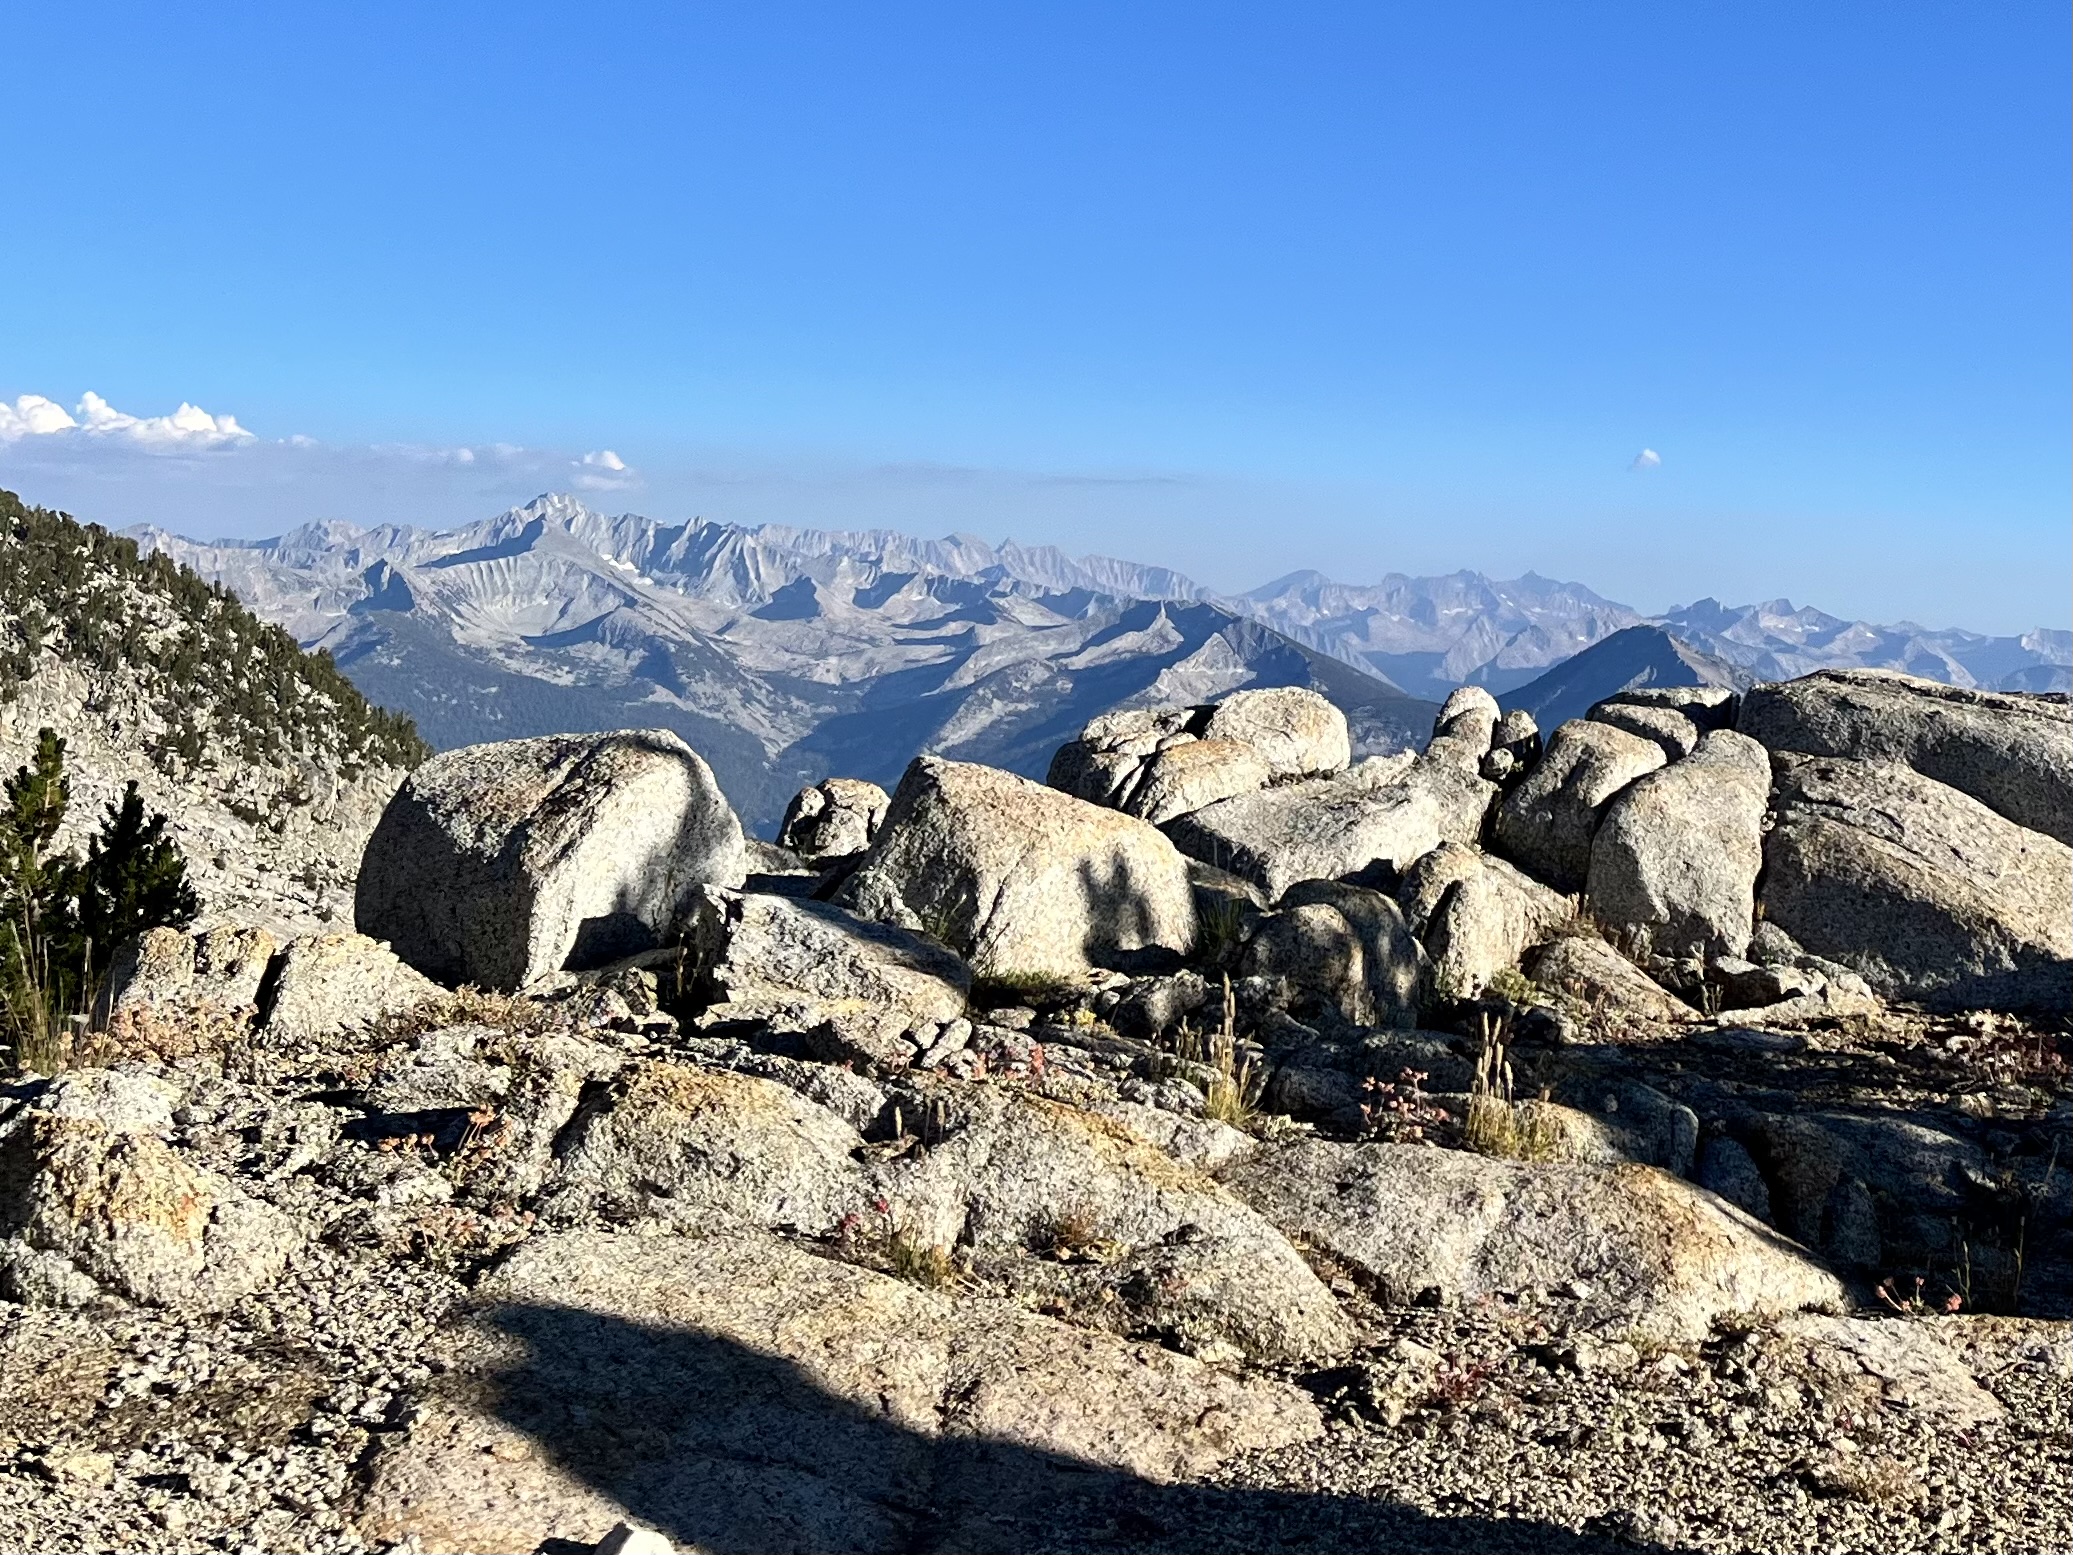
1739, 668, 2073, 844
1199, 687, 1353, 777
1587, 701, 1700, 760
1759, 753, 2072, 1009
1069, 684, 1509, 895
1423, 686, 1501, 771
1482, 707, 1542, 782
357, 729, 747, 991
1165, 755, 1494, 902
261, 932, 443, 1048
536, 1062, 869, 1235
1770, 1315, 2005, 1429
1046, 706, 1192, 808
1222, 1140, 1845, 1342
1399, 841, 1572, 1001
1240, 902, 1375, 1026
1525, 933, 1693, 1026
1737, 1109, 2007, 1272
839, 757, 1196, 977
1045, 688, 1346, 825
878, 1088, 1352, 1365
685, 887, 970, 1030
1125, 739, 1273, 825
1598, 684, 1739, 730
1265, 878, 1430, 1026
98, 925, 277, 1049
776, 777, 890, 863
531, 1059, 1346, 1366
0, 1073, 301, 1310
97, 924, 444, 1059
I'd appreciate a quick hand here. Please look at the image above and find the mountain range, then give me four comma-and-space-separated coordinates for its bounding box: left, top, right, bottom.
1240, 570, 2069, 702
134, 495, 1435, 831
136, 493, 2071, 831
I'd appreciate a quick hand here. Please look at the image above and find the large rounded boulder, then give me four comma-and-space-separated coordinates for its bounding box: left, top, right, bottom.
1044, 688, 1346, 825
1492, 719, 1666, 891
1198, 687, 1351, 778
1585, 729, 1773, 960
1398, 841, 1571, 1001
357, 730, 747, 991
838, 757, 1196, 977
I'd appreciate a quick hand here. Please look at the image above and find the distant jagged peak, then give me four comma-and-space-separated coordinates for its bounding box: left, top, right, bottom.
454, 494, 1215, 606
494, 490, 620, 537
2021, 627, 2073, 655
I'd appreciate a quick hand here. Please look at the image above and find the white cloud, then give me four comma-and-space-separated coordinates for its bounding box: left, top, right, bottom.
1630, 448, 1662, 471
0, 390, 253, 448
0, 392, 641, 494
574, 448, 637, 491
0, 395, 80, 438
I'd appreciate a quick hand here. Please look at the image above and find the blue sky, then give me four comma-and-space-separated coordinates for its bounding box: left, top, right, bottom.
2, 3, 2066, 631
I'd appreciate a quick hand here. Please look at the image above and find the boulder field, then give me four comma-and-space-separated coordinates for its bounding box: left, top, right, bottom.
3, 668, 2068, 1553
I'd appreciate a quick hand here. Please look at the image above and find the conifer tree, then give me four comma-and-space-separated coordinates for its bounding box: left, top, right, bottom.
0, 729, 197, 1060
0, 729, 76, 1044
68, 780, 200, 977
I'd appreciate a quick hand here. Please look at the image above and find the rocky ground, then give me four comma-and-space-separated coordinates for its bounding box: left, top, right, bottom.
0, 971, 2064, 1555
1, 671, 2067, 1553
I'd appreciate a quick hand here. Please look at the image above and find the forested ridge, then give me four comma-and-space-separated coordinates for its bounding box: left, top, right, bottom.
0, 488, 426, 776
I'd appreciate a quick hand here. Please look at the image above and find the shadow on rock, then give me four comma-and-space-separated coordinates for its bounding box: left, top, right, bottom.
417, 1300, 1664, 1555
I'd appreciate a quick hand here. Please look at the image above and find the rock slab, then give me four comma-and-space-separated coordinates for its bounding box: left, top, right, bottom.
1739, 668, 2073, 845
1760, 753, 2072, 1009
357, 1229, 1322, 1555
1223, 1139, 1845, 1342
0, 1074, 301, 1311
686, 886, 970, 1027
1167, 756, 1493, 902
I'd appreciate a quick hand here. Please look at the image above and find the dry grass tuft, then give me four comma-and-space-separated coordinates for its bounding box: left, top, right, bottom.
1037, 1207, 1127, 1265
1461, 1014, 1568, 1163
886, 1229, 960, 1289
9, 1016, 117, 1076
1193, 897, 1250, 970
1177, 974, 1265, 1129
1811, 1452, 1923, 1507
